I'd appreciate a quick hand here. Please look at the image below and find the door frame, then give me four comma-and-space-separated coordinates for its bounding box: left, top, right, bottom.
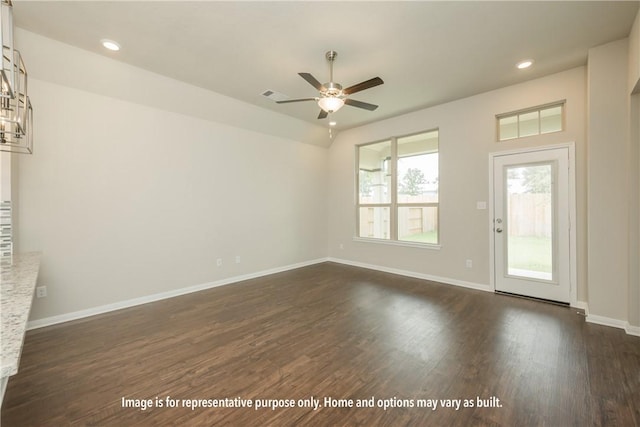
489, 142, 578, 305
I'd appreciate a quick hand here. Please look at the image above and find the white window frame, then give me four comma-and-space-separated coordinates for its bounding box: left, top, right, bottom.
355, 129, 440, 248
496, 100, 566, 141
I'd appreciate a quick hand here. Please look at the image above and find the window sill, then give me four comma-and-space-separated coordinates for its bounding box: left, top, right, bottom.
352, 237, 442, 250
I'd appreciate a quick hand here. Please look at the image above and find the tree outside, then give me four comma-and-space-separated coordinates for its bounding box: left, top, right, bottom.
399, 167, 426, 196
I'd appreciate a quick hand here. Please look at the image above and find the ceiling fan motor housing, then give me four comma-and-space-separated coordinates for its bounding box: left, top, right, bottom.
275, 49, 383, 119
321, 82, 343, 97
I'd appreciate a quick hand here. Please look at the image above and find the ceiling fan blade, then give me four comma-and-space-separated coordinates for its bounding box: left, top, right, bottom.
343, 77, 384, 95
299, 73, 324, 91
344, 98, 379, 111
317, 109, 328, 119
276, 98, 317, 104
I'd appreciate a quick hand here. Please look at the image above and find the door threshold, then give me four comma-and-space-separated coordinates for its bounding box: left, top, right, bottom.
495, 290, 569, 307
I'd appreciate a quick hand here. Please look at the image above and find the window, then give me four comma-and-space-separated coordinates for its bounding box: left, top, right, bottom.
357, 130, 439, 245
497, 101, 564, 141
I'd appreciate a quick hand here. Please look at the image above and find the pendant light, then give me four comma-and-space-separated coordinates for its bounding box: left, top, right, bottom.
0, 0, 33, 154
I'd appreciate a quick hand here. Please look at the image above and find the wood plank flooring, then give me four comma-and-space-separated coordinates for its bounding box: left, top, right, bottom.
2, 262, 639, 426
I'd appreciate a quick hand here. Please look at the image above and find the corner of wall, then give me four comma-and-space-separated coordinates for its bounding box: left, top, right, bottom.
628, 9, 640, 94
586, 38, 632, 325
628, 12, 640, 329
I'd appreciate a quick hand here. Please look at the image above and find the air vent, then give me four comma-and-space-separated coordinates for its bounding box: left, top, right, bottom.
261, 90, 290, 102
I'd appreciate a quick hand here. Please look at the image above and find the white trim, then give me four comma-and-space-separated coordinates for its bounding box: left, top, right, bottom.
583, 302, 640, 336
624, 322, 640, 337
327, 257, 492, 292
625, 323, 640, 337
356, 129, 441, 245
329, 258, 638, 337
488, 142, 578, 304
569, 302, 639, 337
586, 313, 630, 330
571, 300, 588, 311
567, 144, 578, 307
26, 258, 328, 330
489, 141, 576, 158
352, 237, 441, 250
27, 256, 639, 337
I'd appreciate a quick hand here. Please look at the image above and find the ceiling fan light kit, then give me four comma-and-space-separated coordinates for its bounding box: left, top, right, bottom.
277, 50, 384, 120
317, 96, 344, 113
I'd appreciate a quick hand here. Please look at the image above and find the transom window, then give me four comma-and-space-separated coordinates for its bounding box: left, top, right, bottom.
497, 101, 565, 141
357, 130, 439, 245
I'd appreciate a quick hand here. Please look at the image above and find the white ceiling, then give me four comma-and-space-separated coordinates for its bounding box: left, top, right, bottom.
12, 1, 639, 132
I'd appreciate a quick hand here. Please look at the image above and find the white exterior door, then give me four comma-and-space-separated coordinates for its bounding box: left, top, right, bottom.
492, 147, 571, 303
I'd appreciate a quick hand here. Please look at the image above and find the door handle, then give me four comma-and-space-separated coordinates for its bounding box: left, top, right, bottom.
496, 228, 503, 233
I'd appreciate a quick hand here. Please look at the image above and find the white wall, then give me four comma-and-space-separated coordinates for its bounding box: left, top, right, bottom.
627, 11, 640, 328
15, 29, 330, 148
629, 93, 640, 328
587, 39, 630, 324
17, 39, 328, 321
328, 67, 587, 300
14, 25, 639, 332
629, 11, 640, 93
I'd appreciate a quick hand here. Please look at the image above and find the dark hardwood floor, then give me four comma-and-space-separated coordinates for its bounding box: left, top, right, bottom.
2, 262, 639, 426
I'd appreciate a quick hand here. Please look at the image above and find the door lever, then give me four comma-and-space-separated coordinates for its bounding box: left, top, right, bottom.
496, 228, 503, 233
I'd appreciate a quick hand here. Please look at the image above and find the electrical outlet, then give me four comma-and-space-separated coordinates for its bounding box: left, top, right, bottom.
465, 259, 473, 268
216, 258, 223, 267
235, 256, 241, 264
36, 286, 47, 298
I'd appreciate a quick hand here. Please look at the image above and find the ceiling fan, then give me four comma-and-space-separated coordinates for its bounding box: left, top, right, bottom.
277, 51, 384, 119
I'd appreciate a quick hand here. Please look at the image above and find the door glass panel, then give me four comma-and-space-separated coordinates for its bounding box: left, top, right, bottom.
506, 163, 553, 281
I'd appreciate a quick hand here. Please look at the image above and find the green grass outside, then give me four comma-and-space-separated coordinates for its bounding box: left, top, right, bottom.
508, 235, 552, 273
399, 233, 551, 274
400, 230, 438, 244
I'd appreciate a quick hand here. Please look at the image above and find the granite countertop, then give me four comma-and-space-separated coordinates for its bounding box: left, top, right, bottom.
1, 252, 41, 378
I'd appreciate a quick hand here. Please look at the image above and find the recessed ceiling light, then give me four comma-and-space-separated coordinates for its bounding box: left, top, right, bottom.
101, 39, 120, 51
516, 59, 533, 69
329, 121, 337, 126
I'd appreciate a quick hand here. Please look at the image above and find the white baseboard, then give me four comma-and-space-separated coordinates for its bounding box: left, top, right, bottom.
27, 257, 329, 330
329, 258, 640, 337
327, 257, 492, 293
584, 307, 640, 337
27, 256, 640, 338
625, 323, 640, 337
586, 313, 629, 330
